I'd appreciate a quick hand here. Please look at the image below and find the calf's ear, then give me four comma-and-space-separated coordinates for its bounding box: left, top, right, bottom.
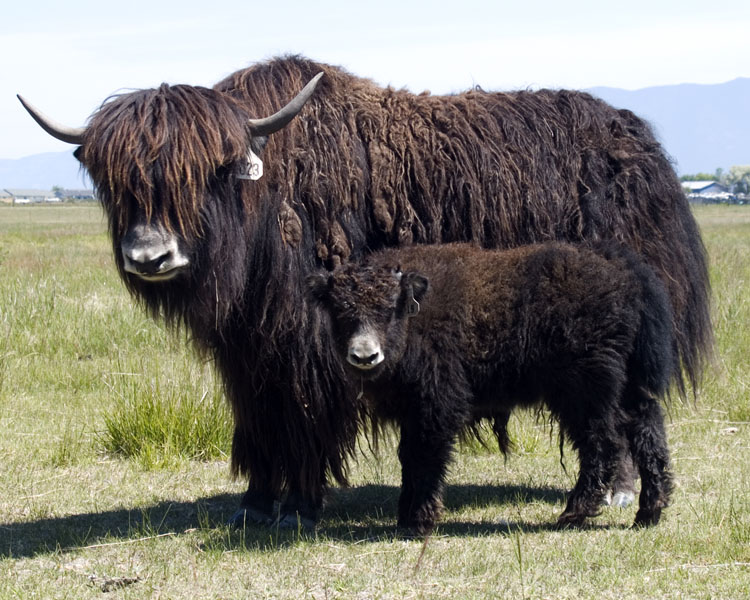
305, 273, 333, 303
403, 272, 429, 302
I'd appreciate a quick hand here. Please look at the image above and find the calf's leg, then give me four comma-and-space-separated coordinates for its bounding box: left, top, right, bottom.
556, 407, 626, 527
397, 415, 456, 535
605, 447, 638, 508
623, 388, 673, 527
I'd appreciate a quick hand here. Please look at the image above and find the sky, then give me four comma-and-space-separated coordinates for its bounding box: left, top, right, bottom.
3, 0, 750, 159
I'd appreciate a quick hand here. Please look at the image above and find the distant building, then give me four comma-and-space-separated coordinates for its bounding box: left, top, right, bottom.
59, 188, 96, 200
2, 188, 95, 204
3, 189, 59, 204
682, 181, 728, 195
682, 181, 733, 204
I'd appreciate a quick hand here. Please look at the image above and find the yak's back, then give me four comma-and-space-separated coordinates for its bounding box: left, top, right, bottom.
215, 56, 708, 394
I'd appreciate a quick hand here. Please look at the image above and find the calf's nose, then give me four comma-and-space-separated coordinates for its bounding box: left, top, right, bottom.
347, 330, 384, 370
349, 349, 382, 367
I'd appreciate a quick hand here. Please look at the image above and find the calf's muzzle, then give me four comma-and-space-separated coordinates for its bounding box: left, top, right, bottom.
347, 327, 384, 370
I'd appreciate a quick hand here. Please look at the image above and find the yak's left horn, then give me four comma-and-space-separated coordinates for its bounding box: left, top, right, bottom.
17, 95, 86, 145
248, 71, 324, 136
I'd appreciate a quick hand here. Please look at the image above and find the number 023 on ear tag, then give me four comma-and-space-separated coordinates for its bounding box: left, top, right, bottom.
237, 149, 264, 180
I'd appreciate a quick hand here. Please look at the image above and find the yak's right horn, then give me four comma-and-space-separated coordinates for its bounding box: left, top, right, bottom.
247, 72, 324, 137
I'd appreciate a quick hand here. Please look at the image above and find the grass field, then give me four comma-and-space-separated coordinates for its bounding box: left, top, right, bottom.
0, 203, 748, 599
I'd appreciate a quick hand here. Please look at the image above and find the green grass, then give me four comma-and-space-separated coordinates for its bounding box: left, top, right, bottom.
1, 203, 748, 599
100, 363, 231, 468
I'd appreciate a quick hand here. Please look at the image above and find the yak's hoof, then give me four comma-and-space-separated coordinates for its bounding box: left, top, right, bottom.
633, 507, 662, 528
273, 512, 317, 531
227, 505, 275, 528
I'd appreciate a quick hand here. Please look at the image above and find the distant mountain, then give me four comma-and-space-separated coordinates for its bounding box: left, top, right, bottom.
2, 78, 748, 189
0, 151, 89, 191
587, 78, 750, 175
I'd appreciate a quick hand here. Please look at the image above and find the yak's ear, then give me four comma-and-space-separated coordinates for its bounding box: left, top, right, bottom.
306, 272, 333, 304
250, 136, 269, 155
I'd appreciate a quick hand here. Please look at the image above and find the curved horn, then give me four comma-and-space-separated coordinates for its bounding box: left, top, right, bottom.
17, 95, 86, 145
248, 71, 324, 136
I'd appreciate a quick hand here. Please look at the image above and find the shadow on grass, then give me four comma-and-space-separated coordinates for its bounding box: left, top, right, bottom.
2, 482, 620, 558
1, 493, 237, 559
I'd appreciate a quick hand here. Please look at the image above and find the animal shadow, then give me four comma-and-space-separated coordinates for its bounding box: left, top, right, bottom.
1, 482, 599, 558
318, 482, 579, 540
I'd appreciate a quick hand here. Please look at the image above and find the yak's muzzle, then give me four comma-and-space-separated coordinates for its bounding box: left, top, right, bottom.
121, 221, 189, 282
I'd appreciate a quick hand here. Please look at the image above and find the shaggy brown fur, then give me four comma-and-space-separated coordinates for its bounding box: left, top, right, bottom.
215, 57, 710, 387
309, 242, 676, 532
70, 55, 709, 524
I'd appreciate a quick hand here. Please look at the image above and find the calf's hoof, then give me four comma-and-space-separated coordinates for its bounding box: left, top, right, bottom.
556, 505, 601, 528
556, 512, 587, 528
611, 491, 636, 509
633, 507, 662, 528
603, 489, 636, 509
397, 517, 436, 538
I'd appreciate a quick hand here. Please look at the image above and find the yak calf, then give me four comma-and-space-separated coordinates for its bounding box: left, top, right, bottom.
308, 242, 676, 534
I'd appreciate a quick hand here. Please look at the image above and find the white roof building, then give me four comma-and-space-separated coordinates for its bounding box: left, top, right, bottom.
3, 189, 59, 204
681, 181, 728, 195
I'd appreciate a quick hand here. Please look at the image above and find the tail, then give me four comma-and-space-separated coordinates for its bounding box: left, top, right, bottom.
631, 258, 679, 397
593, 242, 681, 398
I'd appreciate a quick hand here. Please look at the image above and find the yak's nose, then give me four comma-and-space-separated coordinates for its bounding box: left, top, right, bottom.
121, 222, 189, 281
347, 329, 384, 370
124, 247, 174, 276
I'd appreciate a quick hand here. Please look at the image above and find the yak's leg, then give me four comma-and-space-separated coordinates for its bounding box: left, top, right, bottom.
556, 408, 625, 527
230, 485, 278, 527
623, 388, 673, 527
397, 414, 456, 536
228, 447, 326, 531
227, 426, 279, 527
226, 383, 339, 530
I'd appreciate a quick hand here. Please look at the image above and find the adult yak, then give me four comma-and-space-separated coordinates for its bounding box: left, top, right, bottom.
19, 55, 711, 528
